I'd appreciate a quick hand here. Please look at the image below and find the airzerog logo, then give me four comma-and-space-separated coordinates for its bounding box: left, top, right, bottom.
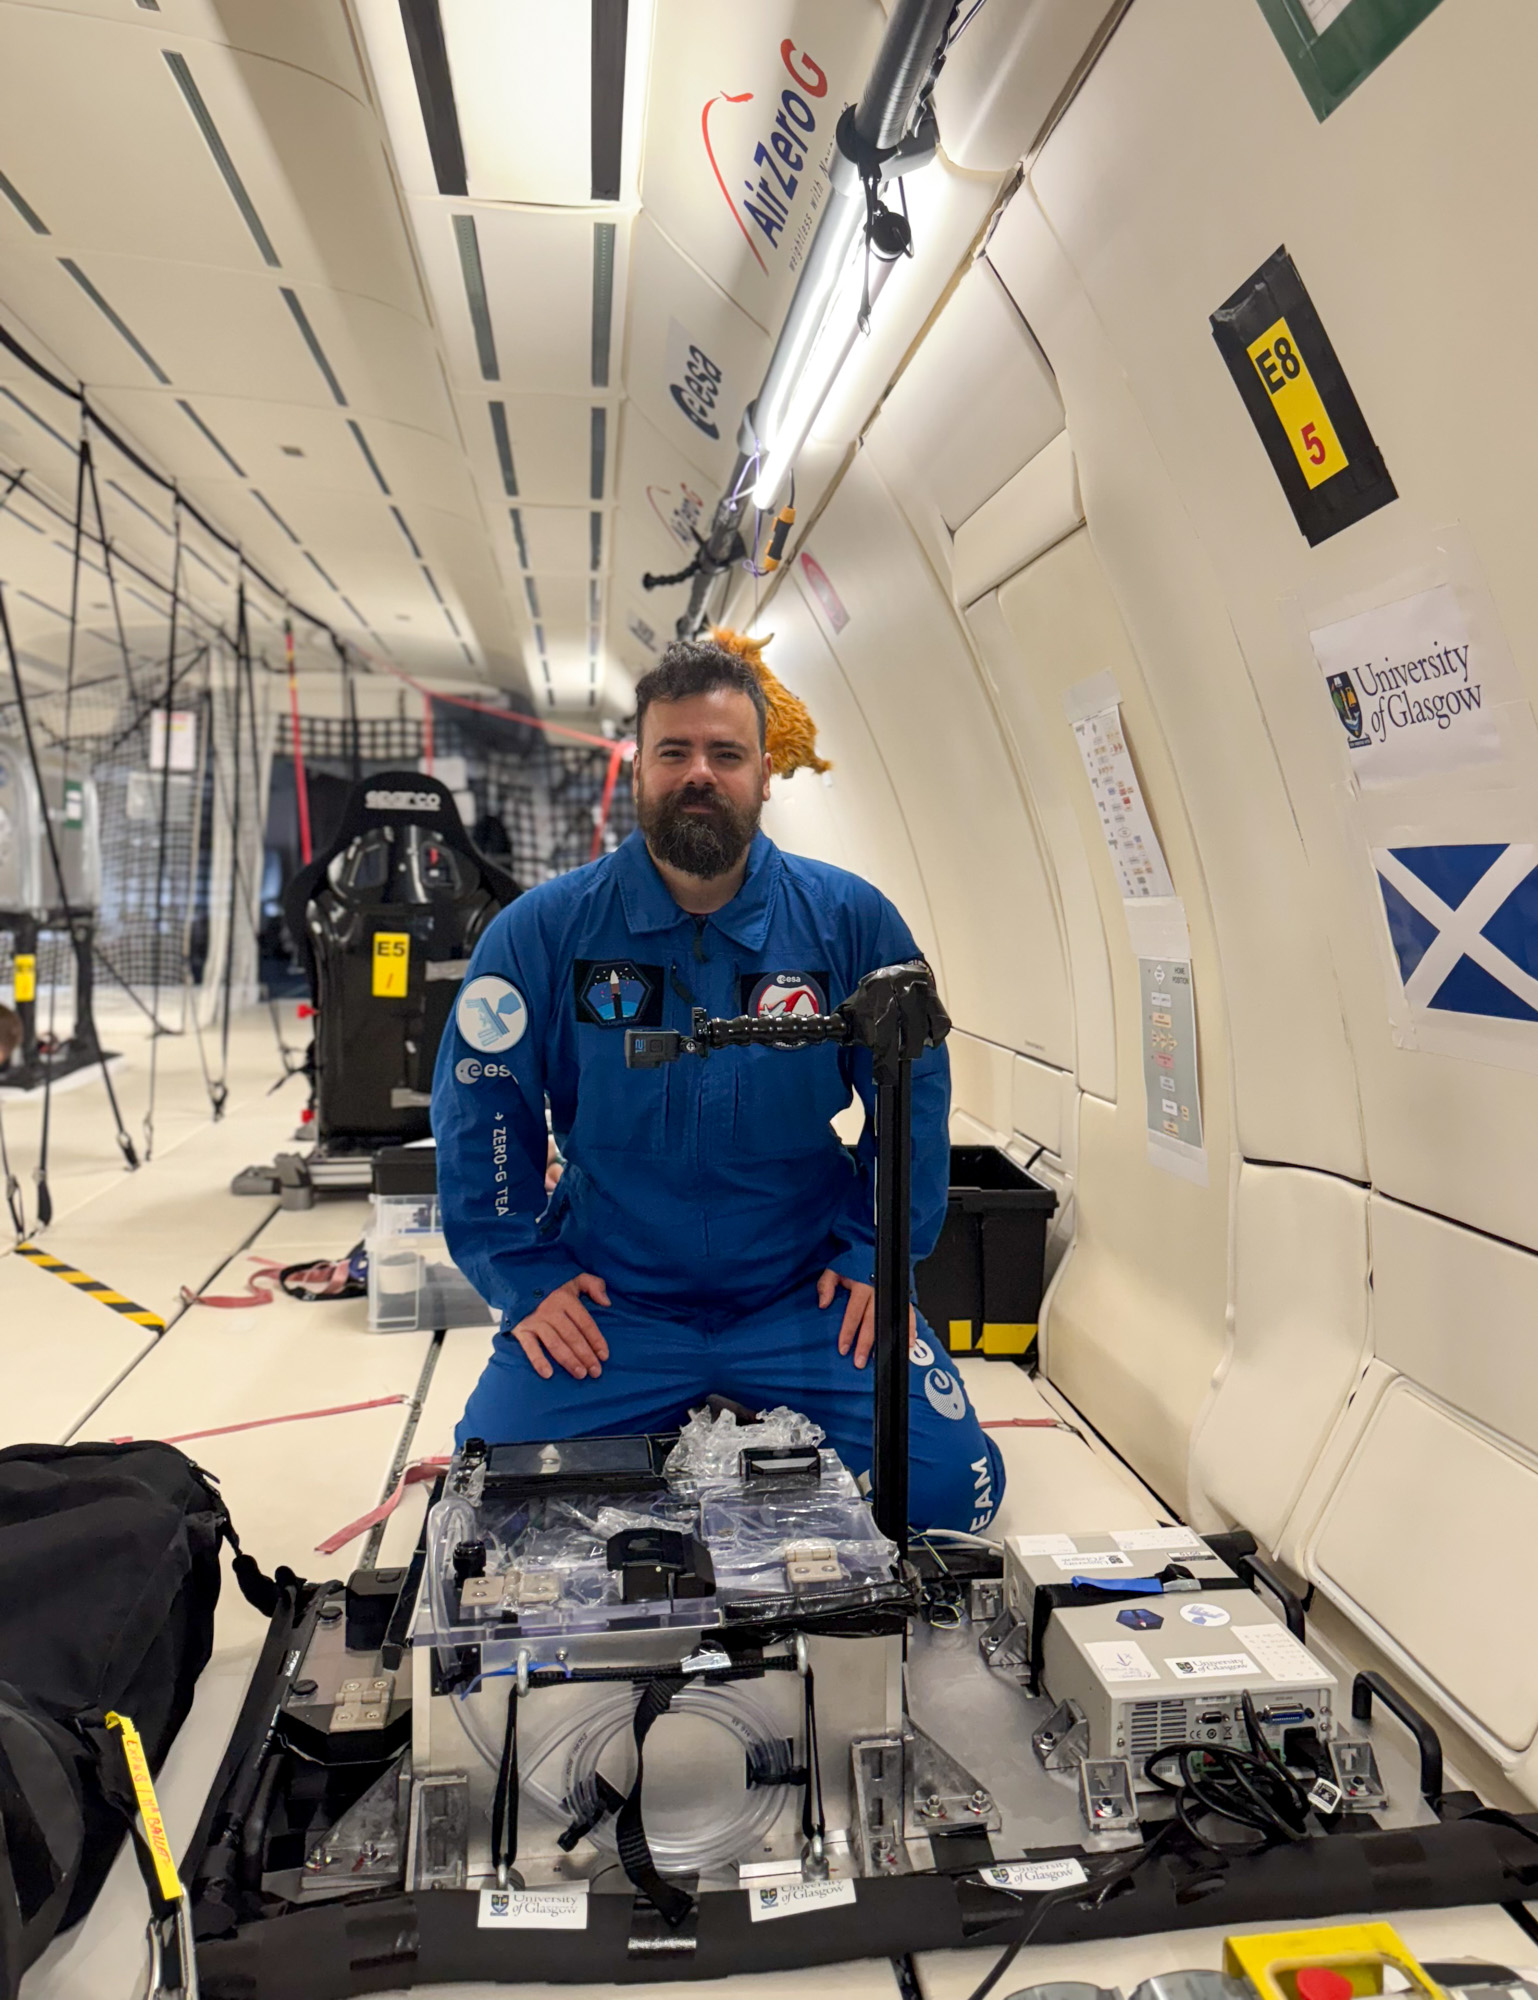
702, 40, 829, 274
365, 788, 441, 811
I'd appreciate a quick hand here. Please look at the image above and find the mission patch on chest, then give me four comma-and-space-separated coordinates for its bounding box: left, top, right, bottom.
572, 959, 665, 1027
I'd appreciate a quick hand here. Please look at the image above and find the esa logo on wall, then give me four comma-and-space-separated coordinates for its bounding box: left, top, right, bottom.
666, 319, 726, 441
740, 970, 828, 1018
573, 959, 663, 1028
457, 976, 528, 1054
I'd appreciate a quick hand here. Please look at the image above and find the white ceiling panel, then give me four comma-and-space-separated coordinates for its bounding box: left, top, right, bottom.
930, 0, 1124, 173
442, 0, 593, 206
639, 0, 883, 333
419, 203, 628, 399
1, 0, 372, 95
623, 211, 771, 486
519, 506, 600, 577
456, 392, 606, 509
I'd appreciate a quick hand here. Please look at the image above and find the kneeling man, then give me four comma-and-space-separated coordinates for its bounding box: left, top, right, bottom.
432, 639, 1002, 1532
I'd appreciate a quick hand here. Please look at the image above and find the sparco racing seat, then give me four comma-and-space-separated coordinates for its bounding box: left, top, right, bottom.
284, 770, 517, 1155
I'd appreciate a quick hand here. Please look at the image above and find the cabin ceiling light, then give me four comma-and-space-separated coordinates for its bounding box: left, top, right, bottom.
750, 105, 930, 512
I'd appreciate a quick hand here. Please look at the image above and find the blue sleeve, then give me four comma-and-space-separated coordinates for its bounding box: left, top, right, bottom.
825, 889, 951, 1288
431, 898, 581, 1322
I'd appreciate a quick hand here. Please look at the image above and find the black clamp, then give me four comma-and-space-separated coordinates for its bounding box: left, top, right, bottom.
605, 1527, 716, 1604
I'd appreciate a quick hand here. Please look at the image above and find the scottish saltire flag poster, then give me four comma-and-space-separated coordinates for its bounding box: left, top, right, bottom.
1374, 843, 1538, 1065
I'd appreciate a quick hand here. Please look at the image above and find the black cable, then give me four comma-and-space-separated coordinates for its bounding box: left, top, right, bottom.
1141, 1690, 1311, 1854
960, 1827, 1173, 2000
490, 1687, 523, 1891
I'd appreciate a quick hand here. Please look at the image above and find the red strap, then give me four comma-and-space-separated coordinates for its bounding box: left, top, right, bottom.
981, 1418, 1072, 1429
180, 1257, 285, 1309
110, 1394, 407, 1447
315, 1456, 449, 1555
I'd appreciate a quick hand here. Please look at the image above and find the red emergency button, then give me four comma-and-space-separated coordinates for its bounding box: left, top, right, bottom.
1295, 1969, 1355, 2000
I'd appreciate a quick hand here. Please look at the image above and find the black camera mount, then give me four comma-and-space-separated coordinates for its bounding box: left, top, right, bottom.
625, 959, 951, 1552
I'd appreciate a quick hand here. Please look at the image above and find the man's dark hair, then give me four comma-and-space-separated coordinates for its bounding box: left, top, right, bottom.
633, 638, 767, 751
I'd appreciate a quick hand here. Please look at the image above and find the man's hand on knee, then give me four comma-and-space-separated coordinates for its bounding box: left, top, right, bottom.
816, 1269, 918, 1371
512, 1274, 610, 1381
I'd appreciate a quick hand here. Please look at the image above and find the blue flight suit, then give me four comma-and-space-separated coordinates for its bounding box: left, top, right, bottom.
430, 827, 1003, 1532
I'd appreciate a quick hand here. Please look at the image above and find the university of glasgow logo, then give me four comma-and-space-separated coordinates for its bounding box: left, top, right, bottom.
1327, 670, 1367, 745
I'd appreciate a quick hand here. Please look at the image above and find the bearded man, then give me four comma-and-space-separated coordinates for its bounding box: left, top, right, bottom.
432, 638, 1002, 1531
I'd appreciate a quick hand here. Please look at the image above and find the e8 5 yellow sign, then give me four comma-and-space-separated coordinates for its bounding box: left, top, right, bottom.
1212, 247, 1395, 546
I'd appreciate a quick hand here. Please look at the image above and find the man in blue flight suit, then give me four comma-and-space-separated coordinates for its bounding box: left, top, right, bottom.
432, 639, 1002, 1532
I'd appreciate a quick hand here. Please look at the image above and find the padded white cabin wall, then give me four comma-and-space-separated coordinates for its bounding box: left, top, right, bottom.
973, 0, 1538, 1784
783, 450, 1075, 1079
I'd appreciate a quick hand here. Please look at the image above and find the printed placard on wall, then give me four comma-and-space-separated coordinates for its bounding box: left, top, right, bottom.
1311, 582, 1504, 787
1064, 673, 1175, 900
1126, 898, 1207, 1186
1211, 247, 1395, 547
1253, 0, 1449, 122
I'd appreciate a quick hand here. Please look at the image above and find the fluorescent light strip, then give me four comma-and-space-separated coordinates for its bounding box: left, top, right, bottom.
523, 576, 541, 619
107, 478, 169, 535
534, 623, 546, 652
420, 564, 444, 604
340, 595, 367, 624
58, 260, 169, 382
125, 586, 161, 614
52, 539, 106, 577
346, 419, 391, 494
443, 604, 461, 637
250, 489, 299, 544
0, 168, 47, 235
177, 399, 246, 476
509, 508, 530, 568
461, 641, 475, 666
1, 387, 70, 450
488, 403, 518, 495
589, 511, 604, 573
303, 550, 338, 591
163, 53, 279, 268
590, 0, 628, 202
591, 222, 615, 387
547, 688, 556, 707
589, 407, 607, 501
588, 578, 600, 621
397, 0, 467, 197
390, 506, 422, 559
280, 288, 347, 405
453, 217, 498, 381
2, 506, 44, 534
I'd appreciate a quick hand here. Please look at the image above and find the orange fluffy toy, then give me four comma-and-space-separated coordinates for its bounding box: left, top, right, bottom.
711, 626, 832, 778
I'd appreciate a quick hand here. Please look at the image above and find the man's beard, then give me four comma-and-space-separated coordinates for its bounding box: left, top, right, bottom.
637, 780, 760, 879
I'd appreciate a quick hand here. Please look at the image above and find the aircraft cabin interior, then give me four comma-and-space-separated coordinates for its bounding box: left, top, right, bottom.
1, 2, 1537, 1998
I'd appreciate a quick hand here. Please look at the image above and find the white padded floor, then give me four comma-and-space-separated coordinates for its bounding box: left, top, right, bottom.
10, 1008, 1537, 1999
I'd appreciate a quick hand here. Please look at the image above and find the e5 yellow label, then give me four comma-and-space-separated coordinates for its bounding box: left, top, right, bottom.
13, 954, 35, 1003
372, 932, 410, 998
1246, 316, 1348, 488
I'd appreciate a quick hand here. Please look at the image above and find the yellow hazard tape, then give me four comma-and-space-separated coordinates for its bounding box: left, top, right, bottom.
14, 1243, 165, 1331
105, 1711, 183, 1904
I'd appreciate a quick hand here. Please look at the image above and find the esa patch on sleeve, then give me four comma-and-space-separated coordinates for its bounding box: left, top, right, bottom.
572, 959, 664, 1028
737, 970, 830, 1018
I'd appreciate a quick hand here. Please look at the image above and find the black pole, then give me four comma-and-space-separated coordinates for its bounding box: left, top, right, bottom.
871, 1059, 912, 1553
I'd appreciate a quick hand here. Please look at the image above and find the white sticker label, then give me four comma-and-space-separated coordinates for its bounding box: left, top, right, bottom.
1179, 1602, 1231, 1628
1053, 1551, 1134, 1572
1110, 1527, 1210, 1555
1008, 1534, 1078, 1558
1167, 1652, 1260, 1680
457, 975, 528, 1054
981, 1858, 1089, 1892
1085, 1639, 1162, 1684
748, 1879, 857, 1923
477, 1886, 588, 1930
1232, 1624, 1332, 1687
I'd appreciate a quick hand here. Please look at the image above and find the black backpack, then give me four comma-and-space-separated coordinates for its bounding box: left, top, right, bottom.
0, 1441, 294, 1996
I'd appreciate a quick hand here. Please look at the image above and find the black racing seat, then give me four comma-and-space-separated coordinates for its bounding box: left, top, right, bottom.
283, 770, 518, 1148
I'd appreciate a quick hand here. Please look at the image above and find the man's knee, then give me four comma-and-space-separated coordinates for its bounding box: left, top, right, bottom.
909, 1428, 1005, 1533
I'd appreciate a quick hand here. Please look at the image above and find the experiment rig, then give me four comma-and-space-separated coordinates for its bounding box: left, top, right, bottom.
167, 966, 1538, 1996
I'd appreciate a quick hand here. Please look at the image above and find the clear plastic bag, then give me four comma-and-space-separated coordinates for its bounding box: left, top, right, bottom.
703, 1487, 899, 1599
663, 1404, 825, 1487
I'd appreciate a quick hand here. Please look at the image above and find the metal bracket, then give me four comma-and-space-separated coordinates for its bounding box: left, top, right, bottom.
979, 1605, 1030, 1670
1078, 1757, 1141, 1850
851, 1721, 1000, 1875
1033, 1697, 1090, 1772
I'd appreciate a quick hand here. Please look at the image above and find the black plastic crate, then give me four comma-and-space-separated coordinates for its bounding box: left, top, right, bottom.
915, 1144, 1057, 1364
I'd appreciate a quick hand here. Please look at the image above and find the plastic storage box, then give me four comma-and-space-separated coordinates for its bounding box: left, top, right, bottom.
914, 1144, 1057, 1364
367, 1147, 493, 1334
